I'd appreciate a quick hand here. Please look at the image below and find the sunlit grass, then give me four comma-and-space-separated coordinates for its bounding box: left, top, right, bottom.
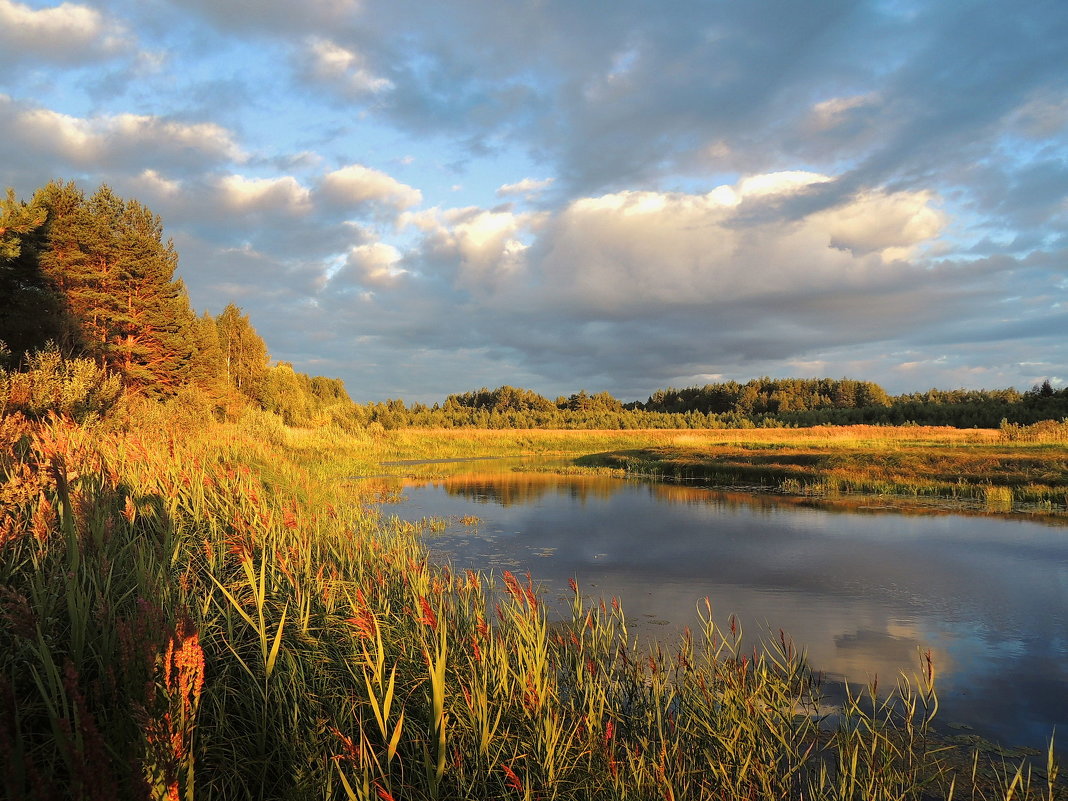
579, 425, 1068, 515
0, 411, 1062, 799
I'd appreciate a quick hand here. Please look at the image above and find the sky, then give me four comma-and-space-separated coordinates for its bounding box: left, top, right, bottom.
3, 0, 1067, 403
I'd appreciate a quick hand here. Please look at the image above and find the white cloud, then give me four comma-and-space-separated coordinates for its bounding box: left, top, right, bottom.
217, 174, 312, 215
0, 0, 129, 63
435, 207, 537, 290
301, 36, 393, 95
497, 177, 555, 198
129, 169, 183, 200
320, 164, 422, 211
529, 173, 946, 313
736, 171, 831, 199
337, 242, 407, 289
812, 189, 946, 261
0, 96, 244, 170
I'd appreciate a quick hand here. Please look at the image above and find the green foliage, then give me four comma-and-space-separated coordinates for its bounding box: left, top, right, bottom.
0, 187, 46, 261
1, 414, 1060, 800
0, 189, 69, 360
999, 418, 1068, 443
641, 377, 891, 416
446, 385, 558, 413
0, 345, 123, 421
263, 362, 312, 425
215, 303, 270, 406
9, 182, 195, 396
236, 404, 290, 445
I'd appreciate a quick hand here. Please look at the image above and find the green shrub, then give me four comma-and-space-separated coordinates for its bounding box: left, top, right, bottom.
0, 344, 123, 422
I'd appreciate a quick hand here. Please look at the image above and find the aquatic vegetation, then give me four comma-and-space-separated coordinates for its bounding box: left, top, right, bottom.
0, 412, 1061, 799
586, 429, 1068, 516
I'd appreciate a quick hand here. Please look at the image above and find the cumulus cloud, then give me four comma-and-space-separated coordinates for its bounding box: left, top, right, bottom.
218, 174, 312, 215
330, 242, 407, 290
6, 0, 1064, 401
0, 96, 243, 177
417, 207, 540, 293
523, 174, 946, 316
0, 0, 130, 64
319, 164, 421, 212
286, 169, 989, 399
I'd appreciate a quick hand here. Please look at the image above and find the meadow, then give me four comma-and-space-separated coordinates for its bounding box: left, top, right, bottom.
0, 407, 1063, 800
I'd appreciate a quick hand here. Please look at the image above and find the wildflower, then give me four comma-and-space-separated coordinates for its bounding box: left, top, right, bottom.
466, 569, 480, 590
121, 495, 137, 524
283, 505, 298, 530
330, 727, 360, 764
502, 570, 523, 604
31, 492, 55, 541
923, 648, 935, 686
164, 616, 205, 721
416, 596, 437, 631
345, 608, 377, 640
501, 762, 523, 793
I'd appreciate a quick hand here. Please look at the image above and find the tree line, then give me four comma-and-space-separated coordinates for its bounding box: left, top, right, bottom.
3, 181, 1065, 431
352, 380, 1068, 430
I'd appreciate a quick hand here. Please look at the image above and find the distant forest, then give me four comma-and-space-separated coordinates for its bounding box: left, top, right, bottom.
2, 182, 1066, 430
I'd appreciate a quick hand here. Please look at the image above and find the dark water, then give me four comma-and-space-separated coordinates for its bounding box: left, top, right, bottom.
383, 458, 1068, 750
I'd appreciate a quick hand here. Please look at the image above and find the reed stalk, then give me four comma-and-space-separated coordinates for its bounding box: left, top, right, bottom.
0, 411, 1061, 799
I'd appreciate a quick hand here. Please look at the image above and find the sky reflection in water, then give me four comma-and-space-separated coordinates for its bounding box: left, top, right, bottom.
383, 459, 1068, 750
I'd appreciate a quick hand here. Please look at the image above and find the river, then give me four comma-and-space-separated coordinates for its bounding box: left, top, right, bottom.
379, 456, 1068, 752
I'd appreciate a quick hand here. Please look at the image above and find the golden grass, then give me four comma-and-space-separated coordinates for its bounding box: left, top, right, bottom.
1, 413, 1062, 800
582, 428, 1068, 514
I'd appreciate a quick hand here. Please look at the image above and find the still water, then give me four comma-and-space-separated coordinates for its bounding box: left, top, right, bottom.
382, 457, 1068, 750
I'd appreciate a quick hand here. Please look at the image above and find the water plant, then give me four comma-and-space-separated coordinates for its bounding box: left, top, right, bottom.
0, 410, 1062, 799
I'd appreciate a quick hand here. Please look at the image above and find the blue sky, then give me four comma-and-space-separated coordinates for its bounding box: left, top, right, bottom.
3, 0, 1067, 403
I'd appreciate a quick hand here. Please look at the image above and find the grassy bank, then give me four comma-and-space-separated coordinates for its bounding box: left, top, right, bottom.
0, 411, 1062, 799
577, 424, 1068, 515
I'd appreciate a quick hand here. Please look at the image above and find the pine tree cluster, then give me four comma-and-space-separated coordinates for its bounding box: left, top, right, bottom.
0, 182, 351, 424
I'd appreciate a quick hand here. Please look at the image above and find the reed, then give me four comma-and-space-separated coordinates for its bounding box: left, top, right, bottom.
584, 431, 1068, 515
0, 410, 1061, 799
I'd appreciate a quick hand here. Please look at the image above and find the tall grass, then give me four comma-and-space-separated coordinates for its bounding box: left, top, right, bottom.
0, 410, 1061, 799
586, 430, 1068, 515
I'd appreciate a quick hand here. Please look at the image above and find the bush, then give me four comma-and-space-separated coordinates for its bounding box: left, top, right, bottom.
236, 406, 289, 446
0, 345, 123, 422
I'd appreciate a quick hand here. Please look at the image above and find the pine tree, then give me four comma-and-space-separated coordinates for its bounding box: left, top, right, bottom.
0, 187, 69, 359
33, 182, 196, 396
108, 199, 194, 395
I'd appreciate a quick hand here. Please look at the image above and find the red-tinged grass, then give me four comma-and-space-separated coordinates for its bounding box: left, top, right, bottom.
0, 410, 1062, 800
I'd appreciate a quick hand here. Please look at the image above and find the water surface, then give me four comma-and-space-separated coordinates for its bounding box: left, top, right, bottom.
382, 458, 1068, 750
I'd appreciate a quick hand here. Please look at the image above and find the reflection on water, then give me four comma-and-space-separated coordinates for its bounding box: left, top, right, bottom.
382, 458, 1068, 750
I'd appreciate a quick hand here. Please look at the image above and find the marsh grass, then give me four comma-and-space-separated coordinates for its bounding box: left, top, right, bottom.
584, 426, 1068, 515
0, 412, 1062, 799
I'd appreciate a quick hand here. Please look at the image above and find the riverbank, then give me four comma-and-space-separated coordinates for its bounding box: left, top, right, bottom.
0, 411, 1062, 799
572, 423, 1068, 517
